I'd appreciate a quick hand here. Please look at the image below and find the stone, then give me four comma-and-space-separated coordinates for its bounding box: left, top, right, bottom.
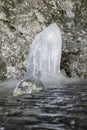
13, 79, 44, 96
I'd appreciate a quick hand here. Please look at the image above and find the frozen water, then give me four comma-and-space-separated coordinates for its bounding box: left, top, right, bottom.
25, 23, 62, 86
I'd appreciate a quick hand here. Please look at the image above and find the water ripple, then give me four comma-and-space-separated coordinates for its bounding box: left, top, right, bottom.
0, 85, 87, 130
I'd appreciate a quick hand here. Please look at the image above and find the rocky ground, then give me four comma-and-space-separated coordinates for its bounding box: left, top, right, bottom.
0, 0, 87, 81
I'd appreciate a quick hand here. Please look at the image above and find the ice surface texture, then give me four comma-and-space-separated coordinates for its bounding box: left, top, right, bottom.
25, 23, 62, 85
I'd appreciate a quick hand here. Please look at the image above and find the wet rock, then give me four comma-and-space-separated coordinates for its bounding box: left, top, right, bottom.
0, 57, 7, 81
13, 79, 44, 96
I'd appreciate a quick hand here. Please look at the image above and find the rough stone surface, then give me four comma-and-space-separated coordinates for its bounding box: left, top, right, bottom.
13, 79, 44, 96
0, 0, 87, 81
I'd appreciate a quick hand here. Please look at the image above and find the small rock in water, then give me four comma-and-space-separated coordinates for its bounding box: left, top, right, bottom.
13, 79, 44, 96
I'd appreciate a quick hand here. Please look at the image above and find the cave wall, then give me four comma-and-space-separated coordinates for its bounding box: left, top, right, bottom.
0, 0, 87, 81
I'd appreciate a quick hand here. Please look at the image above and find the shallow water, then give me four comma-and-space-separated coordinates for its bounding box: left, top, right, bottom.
0, 85, 87, 130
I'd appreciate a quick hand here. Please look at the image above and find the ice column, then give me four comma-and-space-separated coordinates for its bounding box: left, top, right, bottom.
25, 23, 62, 83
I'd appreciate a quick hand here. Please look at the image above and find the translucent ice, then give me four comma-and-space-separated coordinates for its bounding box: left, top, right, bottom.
25, 23, 62, 86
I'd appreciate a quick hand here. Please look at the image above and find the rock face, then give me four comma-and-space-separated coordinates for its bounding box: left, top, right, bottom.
0, 0, 87, 81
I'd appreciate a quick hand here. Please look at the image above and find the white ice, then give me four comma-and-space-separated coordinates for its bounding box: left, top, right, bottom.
25, 23, 62, 87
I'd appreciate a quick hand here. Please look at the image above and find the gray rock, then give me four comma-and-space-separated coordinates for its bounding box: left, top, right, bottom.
13, 79, 44, 96
0, 0, 87, 80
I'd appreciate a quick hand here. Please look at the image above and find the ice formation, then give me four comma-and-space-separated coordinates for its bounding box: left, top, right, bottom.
25, 23, 62, 86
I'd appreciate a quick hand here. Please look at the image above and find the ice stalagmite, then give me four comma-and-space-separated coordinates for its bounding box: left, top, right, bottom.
25, 23, 62, 86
